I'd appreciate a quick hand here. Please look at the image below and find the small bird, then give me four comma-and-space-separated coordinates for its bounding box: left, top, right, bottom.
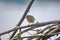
25, 15, 35, 35
26, 15, 35, 23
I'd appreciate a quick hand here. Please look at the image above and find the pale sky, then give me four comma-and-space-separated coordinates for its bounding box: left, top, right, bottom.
0, 0, 60, 40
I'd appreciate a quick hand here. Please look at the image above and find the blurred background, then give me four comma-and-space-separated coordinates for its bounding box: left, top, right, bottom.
0, 0, 60, 40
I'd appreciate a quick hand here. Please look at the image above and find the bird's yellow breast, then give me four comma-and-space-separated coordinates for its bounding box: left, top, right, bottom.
27, 18, 34, 23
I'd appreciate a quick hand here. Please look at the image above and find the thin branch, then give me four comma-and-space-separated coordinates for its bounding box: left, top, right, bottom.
38, 24, 58, 33
46, 24, 60, 35
47, 27, 59, 35
31, 26, 60, 40
47, 32, 60, 36
9, 0, 35, 39
14, 25, 41, 38
21, 32, 60, 38
22, 34, 44, 38
0, 20, 60, 36
14, 27, 31, 38
20, 27, 59, 39
14, 26, 40, 39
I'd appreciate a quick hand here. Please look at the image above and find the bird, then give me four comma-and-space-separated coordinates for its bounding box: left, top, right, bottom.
25, 15, 35, 24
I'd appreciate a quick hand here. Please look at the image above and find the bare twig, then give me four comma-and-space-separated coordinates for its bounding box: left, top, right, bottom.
34, 24, 60, 40
12, 24, 58, 40
0, 20, 60, 36
47, 27, 59, 35
47, 32, 60, 36
14, 27, 31, 38
21, 32, 60, 38
38, 24, 58, 33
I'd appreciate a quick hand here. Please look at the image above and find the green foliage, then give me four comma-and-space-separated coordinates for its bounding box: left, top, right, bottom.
18, 38, 23, 40
55, 37, 60, 40
18, 37, 23, 40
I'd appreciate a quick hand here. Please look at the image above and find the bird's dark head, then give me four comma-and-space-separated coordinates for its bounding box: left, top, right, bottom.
26, 15, 34, 18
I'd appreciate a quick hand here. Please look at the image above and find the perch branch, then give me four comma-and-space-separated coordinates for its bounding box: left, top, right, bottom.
38, 24, 58, 33
0, 20, 60, 36
21, 32, 60, 38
